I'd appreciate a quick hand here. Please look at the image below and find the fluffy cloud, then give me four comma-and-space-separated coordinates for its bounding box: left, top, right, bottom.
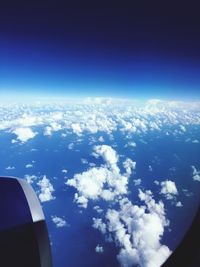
133, 178, 141, 186
5, 166, 15, 170
123, 158, 136, 175
125, 141, 137, 148
25, 174, 37, 184
94, 190, 171, 267
13, 127, 37, 143
160, 180, 178, 200
148, 165, 153, 172
68, 143, 74, 150
66, 146, 130, 208
44, 122, 62, 136
176, 201, 183, 207
1, 99, 200, 140
37, 175, 55, 202
51, 216, 68, 228
92, 218, 107, 234
191, 165, 200, 182
25, 163, 33, 168
67, 166, 128, 208
71, 123, 82, 135
93, 145, 119, 172
95, 245, 104, 253
192, 139, 199, 143
98, 136, 105, 142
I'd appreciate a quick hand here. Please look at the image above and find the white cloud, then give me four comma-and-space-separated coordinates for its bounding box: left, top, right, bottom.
71, 123, 82, 135
92, 218, 107, 234
25, 164, 33, 168
95, 245, 104, 253
51, 215, 68, 228
68, 143, 74, 150
148, 165, 153, 172
123, 158, 136, 175
44, 122, 62, 136
25, 174, 37, 184
5, 166, 15, 170
67, 166, 128, 208
160, 180, 178, 200
13, 127, 37, 143
192, 139, 199, 143
37, 175, 55, 202
93, 205, 103, 213
191, 165, 200, 182
125, 141, 137, 148
93, 145, 119, 171
81, 158, 88, 164
61, 133, 67, 137
66, 145, 129, 208
98, 136, 105, 142
176, 201, 183, 207
15, 115, 42, 127
179, 125, 186, 132
1, 99, 200, 140
44, 126, 52, 136
154, 180, 159, 185
62, 169, 68, 173
89, 162, 96, 167
182, 188, 193, 197
94, 191, 171, 267
133, 179, 141, 186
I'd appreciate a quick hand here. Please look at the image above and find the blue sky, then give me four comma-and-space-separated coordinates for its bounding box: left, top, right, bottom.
0, 2, 200, 101
1, 39, 200, 101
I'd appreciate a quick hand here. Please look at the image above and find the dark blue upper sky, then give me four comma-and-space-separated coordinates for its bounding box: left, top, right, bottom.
0, 1, 200, 100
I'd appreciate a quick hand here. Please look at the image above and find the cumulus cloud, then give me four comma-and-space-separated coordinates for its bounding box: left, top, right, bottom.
160, 180, 178, 200
94, 190, 171, 267
92, 218, 107, 234
66, 145, 129, 208
98, 136, 105, 142
123, 158, 136, 175
44, 122, 62, 136
68, 143, 74, 150
133, 178, 141, 186
81, 158, 88, 164
191, 165, 200, 182
37, 175, 55, 202
148, 165, 153, 172
192, 139, 199, 143
93, 145, 119, 172
67, 166, 128, 208
51, 215, 68, 228
25, 163, 33, 168
25, 174, 37, 184
179, 125, 186, 132
95, 245, 104, 253
1, 99, 200, 140
176, 201, 183, 207
93, 205, 103, 213
5, 166, 15, 170
125, 141, 137, 148
13, 127, 37, 143
71, 123, 82, 135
